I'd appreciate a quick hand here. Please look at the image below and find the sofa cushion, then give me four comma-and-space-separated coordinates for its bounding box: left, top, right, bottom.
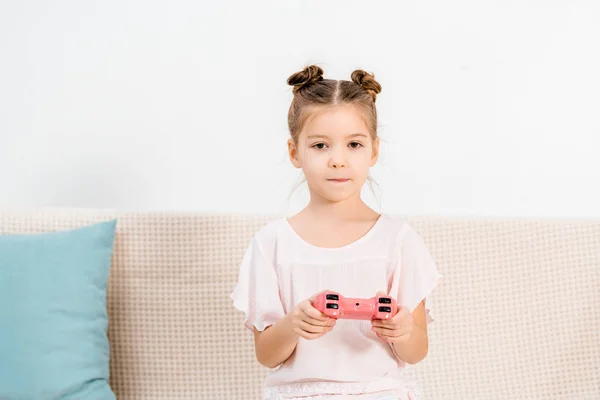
0, 219, 117, 399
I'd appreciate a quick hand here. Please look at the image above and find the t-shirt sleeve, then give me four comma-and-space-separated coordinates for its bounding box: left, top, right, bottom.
389, 225, 443, 324
229, 235, 286, 332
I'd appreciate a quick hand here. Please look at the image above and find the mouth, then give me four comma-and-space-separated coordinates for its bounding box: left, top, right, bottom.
328, 178, 350, 183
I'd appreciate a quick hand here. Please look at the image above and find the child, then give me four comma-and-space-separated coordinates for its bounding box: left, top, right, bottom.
230, 65, 443, 400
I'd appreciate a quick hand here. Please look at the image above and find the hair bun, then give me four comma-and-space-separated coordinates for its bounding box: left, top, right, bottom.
351, 69, 382, 102
287, 65, 324, 94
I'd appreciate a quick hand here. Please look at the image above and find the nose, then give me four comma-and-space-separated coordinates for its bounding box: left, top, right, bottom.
328, 147, 347, 169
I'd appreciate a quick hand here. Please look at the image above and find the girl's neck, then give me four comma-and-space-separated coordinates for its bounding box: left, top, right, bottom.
303, 196, 377, 223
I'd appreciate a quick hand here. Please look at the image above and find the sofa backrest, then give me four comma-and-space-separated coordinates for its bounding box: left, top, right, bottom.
1, 208, 599, 399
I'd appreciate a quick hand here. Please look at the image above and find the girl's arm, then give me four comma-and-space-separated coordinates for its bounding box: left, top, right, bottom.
253, 314, 299, 369
390, 300, 429, 364
252, 296, 335, 369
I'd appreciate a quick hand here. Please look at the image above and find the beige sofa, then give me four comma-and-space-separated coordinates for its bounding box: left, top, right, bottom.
1, 207, 599, 399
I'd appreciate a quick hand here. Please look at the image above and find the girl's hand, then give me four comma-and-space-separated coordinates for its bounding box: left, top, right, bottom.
286, 291, 336, 340
371, 291, 413, 343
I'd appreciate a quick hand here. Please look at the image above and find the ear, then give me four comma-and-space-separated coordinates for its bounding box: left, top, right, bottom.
370, 136, 380, 166
288, 138, 302, 168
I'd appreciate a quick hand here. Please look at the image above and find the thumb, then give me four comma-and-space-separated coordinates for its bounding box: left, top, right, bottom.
309, 289, 329, 302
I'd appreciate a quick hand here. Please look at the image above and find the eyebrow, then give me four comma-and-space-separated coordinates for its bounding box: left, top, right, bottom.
306, 133, 368, 139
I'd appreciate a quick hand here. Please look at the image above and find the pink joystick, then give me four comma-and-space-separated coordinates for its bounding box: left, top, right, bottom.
313, 291, 398, 320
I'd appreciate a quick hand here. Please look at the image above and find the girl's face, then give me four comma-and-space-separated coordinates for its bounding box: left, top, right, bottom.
288, 104, 379, 203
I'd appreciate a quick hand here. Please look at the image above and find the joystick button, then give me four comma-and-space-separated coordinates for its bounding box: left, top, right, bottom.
378, 297, 391, 304
326, 294, 339, 301
378, 306, 392, 313
326, 303, 339, 309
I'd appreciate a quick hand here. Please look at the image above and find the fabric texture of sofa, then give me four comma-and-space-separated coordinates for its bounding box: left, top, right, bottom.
0, 207, 598, 399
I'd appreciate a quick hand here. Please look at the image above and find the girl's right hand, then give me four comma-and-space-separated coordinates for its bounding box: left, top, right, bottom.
287, 291, 337, 340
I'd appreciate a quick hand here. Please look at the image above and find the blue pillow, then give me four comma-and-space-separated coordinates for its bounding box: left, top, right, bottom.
0, 219, 117, 399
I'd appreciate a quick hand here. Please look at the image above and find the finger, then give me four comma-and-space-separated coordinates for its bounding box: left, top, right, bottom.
377, 333, 409, 343
372, 324, 398, 334
372, 325, 411, 338
375, 314, 397, 326
300, 319, 335, 333
379, 317, 411, 330
300, 299, 328, 320
302, 314, 335, 327
307, 292, 320, 302
374, 320, 412, 333
372, 319, 392, 328
298, 320, 333, 334
301, 302, 330, 321
294, 327, 324, 340
372, 327, 398, 339
308, 289, 332, 302
385, 307, 411, 324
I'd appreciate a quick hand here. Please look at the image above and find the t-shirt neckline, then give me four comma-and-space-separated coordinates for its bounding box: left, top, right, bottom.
282, 214, 386, 252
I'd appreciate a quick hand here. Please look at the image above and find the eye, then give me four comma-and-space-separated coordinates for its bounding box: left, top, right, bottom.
349, 142, 363, 149
312, 143, 327, 149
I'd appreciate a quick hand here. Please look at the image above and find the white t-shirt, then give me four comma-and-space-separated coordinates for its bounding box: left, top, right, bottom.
230, 214, 443, 399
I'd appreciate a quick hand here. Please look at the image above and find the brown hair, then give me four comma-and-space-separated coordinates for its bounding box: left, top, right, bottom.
286, 65, 382, 144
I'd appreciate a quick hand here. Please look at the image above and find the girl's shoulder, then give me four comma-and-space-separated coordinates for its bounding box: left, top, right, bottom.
244, 218, 288, 259
251, 217, 285, 243
381, 215, 432, 253
378, 213, 411, 236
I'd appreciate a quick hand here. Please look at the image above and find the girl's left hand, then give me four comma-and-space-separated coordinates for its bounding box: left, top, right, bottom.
371, 291, 413, 343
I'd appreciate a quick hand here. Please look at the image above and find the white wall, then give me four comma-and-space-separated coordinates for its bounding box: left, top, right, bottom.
1, 0, 598, 219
